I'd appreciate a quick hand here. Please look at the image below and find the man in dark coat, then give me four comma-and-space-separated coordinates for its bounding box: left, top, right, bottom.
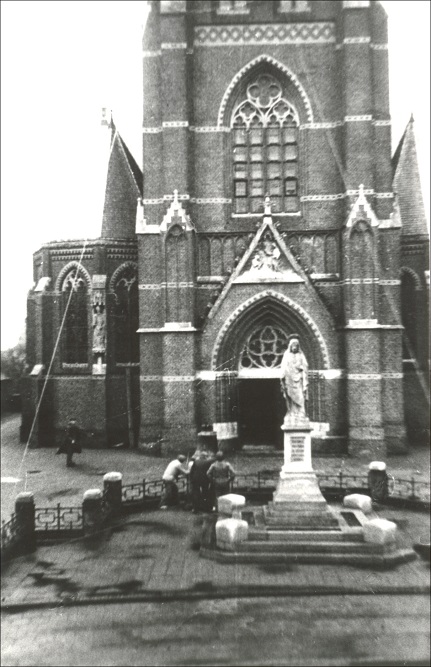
189, 450, 214, 513
57, 419, 82, 467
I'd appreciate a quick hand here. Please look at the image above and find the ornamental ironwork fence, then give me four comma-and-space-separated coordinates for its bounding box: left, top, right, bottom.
34, 504, 83, 533
1, 471, 429, 558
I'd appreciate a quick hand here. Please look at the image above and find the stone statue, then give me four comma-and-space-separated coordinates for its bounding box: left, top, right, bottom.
92, 305, 106, 353
280, 337, 309, 421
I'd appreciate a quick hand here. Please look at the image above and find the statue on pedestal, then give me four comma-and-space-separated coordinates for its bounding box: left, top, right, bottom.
280, 336, 309, 423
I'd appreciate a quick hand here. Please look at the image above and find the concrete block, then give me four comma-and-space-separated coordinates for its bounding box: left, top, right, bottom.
343, 493, 372, 514
363, 518, 397, 545
369, 461, 386, 471
217, 494, 246, 516
216, 518, 248, 552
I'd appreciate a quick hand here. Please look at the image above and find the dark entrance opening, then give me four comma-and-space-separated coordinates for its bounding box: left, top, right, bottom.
238, 379, 285, 448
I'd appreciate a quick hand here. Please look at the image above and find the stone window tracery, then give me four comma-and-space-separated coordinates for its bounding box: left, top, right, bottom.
231, 74, 299, 214
61, 269, 88, 364
240, 325, 289, 369
113, 267, 139, 364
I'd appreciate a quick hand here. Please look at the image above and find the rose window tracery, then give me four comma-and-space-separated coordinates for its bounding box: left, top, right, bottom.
240, 325, 289, 369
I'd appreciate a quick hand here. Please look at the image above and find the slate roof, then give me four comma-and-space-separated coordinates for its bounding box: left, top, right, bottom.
101, 118, 143, 239
393, 116, 429, 237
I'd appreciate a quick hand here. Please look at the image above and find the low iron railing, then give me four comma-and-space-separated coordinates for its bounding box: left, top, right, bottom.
2, 472, 429, 556
34, 504, 83, 533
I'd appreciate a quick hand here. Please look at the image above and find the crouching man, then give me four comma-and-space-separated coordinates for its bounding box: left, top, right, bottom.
160, 454, 189, 509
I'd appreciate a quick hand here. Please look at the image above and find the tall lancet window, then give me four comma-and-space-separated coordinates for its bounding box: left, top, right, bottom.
231, 73, 299, 214
113, 266, 139, 364
62, 269, 88, 364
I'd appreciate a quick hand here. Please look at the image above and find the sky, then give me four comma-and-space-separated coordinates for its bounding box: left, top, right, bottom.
1, 0, 429, 351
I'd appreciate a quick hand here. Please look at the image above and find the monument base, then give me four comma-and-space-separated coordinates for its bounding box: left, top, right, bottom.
267, 421, 339, 530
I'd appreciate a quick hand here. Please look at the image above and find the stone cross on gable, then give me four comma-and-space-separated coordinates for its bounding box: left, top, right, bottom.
264, 195, 272, 216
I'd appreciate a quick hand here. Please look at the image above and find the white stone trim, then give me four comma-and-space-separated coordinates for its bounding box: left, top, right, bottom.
142, 198, 164, 205
373, 119, 391, 126
163, 193, 190, 201
142, 50, 162, 58
343, 37, 371, 44
379, 280, 401, 286
190, 197, 231, 204
217, 54, 314, 127
320, 369, 346, 379
161, 42, 188, 50
212, 289, 330, 370
160, 282, 194, 288
300, 121, 343, 129
190, 126, 231, 133
370, 43, 388, 50
195, 23, 335, 48
345, 319, 379, 328
162, 121, 189, 128
142, 127, 163, 134
348, 373, 382, 380
137, 326, 197, 333
374, 192, 394, 198
137, 225, 160, 235
381, 373, 403, 379
344, 115, 373, 122
301, 194, 344, 202
343, 1, 370, 7
196, 370, 217, 381
139, 284, 161, 290
140, 375, 194, 382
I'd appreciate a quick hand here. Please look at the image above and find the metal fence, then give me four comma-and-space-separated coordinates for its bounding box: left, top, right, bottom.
34, 504, 83, 533
1, 471, 429, 555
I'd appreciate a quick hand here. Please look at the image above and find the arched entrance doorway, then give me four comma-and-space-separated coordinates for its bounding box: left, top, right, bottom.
213, 291, 328, 449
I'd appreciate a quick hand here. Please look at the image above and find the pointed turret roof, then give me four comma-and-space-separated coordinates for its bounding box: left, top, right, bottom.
101, 117, 143, 239
393, 116, 429, 237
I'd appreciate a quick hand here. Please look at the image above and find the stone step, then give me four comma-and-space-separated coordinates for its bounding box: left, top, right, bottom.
237, 540, 387, 554
263, 530, 364, 543
201, 547, 417, 567
240, 446, 279, 457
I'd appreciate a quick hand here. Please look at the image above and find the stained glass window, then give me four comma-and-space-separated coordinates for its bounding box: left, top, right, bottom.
232, 74, 299, 214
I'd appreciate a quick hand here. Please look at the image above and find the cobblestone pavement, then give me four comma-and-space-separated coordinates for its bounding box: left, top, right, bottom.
2, 595, 430, 666
2, 415, 430, 666
2, 414, 430, 518
1, 502, 430, 609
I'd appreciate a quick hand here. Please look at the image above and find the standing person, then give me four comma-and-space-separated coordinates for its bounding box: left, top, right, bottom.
56, 418, 83, 468
207, 451, 236, 502
189, 450, 214, 513
160, 454, 189, 509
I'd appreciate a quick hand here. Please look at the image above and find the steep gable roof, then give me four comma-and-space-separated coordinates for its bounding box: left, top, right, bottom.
393, 116, 429, 237
101, 119, 143, 239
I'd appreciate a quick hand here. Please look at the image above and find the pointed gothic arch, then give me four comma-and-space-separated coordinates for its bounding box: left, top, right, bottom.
217, 54, 314, 128
212, 290, 330, 371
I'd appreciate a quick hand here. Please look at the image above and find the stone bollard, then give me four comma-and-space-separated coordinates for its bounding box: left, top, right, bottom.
103, 472, 123, 516
15, 492, 36, 554
368, 461, 390, 502
82, 489, 103, 537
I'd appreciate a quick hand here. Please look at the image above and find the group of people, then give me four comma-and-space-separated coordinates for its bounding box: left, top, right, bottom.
160, 450, 236, 512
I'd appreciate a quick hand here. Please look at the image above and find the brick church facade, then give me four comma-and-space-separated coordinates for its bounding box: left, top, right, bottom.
22, 0, 429, 458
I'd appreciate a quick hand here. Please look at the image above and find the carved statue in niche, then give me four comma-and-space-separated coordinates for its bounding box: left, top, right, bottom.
280, 336, 309, 424
92, 304, 106, 354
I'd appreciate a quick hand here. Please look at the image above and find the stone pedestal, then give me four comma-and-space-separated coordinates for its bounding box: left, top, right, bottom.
266, 419, 339, 529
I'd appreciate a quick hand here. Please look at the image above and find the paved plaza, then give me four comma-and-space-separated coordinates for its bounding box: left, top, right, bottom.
1, 414, 430, 665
